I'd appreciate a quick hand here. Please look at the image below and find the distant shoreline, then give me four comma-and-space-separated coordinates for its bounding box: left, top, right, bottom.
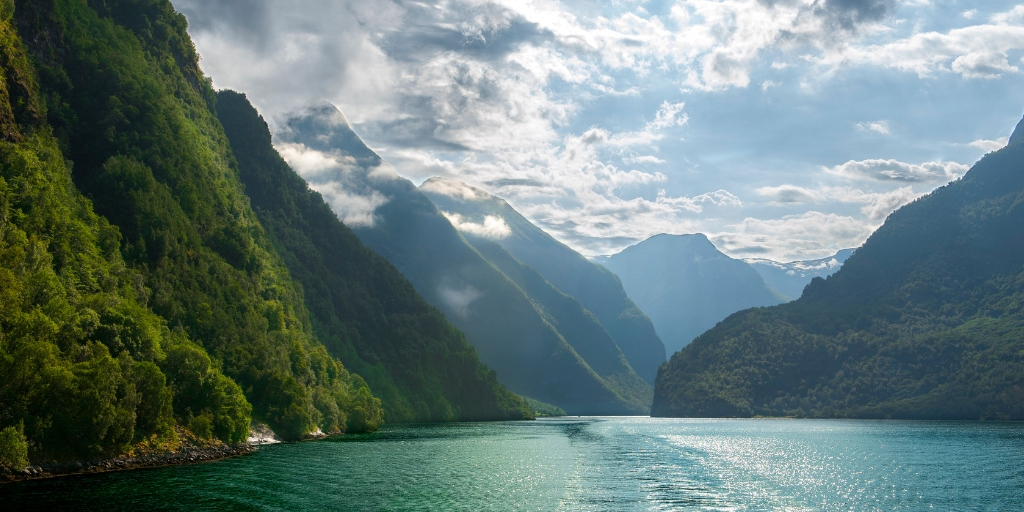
1, 442, 255, 483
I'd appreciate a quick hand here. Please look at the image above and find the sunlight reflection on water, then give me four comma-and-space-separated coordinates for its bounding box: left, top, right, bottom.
6, 417, 1024, 510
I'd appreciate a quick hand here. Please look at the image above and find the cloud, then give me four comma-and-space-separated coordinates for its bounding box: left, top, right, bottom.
442, 212, 513, 240
646, 101, 688, 131
756, 184, 922, 220
437, 284, 482, 319
276, 142, 392, 227
711, 211, 877, 261
174, 0, 1001, 261
826, 20, 1024, 79
420, 178, 490, 201
968, 137, 1009, 152
856, 186, 920, 220
623, 155, 667, 164
991, 5, 1024, 25
824, 158, 968, 182
307, 182, 390, 227
855, 120, 890, 135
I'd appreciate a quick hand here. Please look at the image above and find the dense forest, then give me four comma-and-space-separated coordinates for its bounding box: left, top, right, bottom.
653, 123, 1024, 420
214, 90, 531, 423
0, 0, 387, 471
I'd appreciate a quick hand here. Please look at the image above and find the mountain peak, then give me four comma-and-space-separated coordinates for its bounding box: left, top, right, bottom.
640, 233, 718, 256
1010, 114, 1024, 146
277, 101, 379, 162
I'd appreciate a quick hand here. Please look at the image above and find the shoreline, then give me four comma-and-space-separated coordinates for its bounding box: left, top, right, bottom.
1, 442, 256, 483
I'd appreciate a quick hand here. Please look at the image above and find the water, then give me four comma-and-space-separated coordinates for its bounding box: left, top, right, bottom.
5, 417, 1023, 510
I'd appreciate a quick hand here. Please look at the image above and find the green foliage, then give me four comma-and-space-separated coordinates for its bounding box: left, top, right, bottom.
9, 0, 382, 441
523, 397, 566, 418
0, 98, 192, 461
160, 338, 250, 443
0, 422, 29, 471
654, 136, 1024, 420
214, 90, 530, 423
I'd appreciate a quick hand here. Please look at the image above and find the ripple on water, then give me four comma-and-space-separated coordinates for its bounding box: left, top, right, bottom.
5, 418, 1023, 510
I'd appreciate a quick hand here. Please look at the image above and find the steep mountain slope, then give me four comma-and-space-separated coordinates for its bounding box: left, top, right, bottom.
467, 239, 653, 409
653, 117, 1024, 420
4, 0, 382, 456
603, 234, 788, 355
214, 90, 530, 423
419, 177, 666, 383
274, 103, 648, 414
747, 249, 854, 300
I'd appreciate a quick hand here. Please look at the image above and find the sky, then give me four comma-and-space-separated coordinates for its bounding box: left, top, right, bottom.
174, 0, 1024, 261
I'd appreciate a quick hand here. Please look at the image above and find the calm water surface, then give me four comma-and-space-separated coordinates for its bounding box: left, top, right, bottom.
5, 417, 1024, 510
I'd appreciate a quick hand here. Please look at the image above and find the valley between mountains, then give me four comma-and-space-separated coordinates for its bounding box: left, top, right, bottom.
2, 0, 1023, 479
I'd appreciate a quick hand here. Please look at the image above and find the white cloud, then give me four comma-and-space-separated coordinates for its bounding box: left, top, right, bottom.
277, 142, 392, 227
646, 101, 688, 131
175, 0, 1006, 261
442, 212, 513, 240
420, 178, 490, 201
308, 181, 390, 227
856, 120, 891, 135
968, 137, 1009, 152
962, 9, 977, 20
991, 5, 1024, 25
712, 211, 876, 261
824, 159, 968, 182
827, 23, 1024, 79
437, 284, 482, 319
756, 184, 923, 220
623, 155, 667, 164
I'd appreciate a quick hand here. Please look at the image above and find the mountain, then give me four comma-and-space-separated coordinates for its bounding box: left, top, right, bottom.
419, 177, 666, 383
0, 0, 384, 468
214, 90, 531, 423
602, 234, 789, 356
653, 117, 1024, 420
747, 249, 855, 300
275, 103, 650, 414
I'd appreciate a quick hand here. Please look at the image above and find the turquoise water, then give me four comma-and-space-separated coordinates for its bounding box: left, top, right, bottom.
5, 417, 1024, 510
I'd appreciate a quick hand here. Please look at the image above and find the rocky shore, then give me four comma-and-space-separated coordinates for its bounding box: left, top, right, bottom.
1, 430, 257, 483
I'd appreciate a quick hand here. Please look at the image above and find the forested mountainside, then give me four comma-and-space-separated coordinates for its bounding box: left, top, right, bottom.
215, 90, 531, 423
603, 234, 788, 355
748, 249, 855, 300
420, 177, 666, 384
1, 0, 383, 469
654, 121, 1024, 420
274, 103, 650, 415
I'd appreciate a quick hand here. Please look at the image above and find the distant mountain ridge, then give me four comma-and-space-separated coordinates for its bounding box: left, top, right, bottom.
747, 249, 855, 300
653, 115, 1024, 420
420, 176, 666, 383
274, 103, 653, 414
601, 234, 788, 355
